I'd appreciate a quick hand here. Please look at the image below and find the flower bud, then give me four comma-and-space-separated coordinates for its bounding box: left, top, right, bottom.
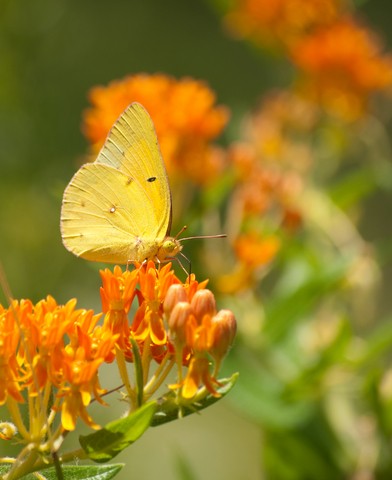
0, 422, 17, 440
209, 309, 237, 360
163, 284, 188, 317
190, 289, 216, 323
168, 301, 193, 345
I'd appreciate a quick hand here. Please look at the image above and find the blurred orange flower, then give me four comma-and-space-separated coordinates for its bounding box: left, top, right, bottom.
225, 0, 341, 49
83, 73, 229, 184
220, 91, 312, 292
291, 17, 392, 118
229, 142, 304, 220
234, 232, 280, 268
218, 232, 280, 293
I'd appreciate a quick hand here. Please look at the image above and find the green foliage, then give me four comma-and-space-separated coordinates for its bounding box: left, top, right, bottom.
0, 465, 123, 480
151, 374, 238, 427
79, 402, 156, 463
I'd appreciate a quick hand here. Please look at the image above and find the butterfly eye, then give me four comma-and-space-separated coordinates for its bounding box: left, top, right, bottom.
147, 177, 157, 183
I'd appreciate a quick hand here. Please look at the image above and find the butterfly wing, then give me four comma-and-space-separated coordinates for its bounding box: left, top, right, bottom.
60, 103, 172, 264
96, 102, 172, 234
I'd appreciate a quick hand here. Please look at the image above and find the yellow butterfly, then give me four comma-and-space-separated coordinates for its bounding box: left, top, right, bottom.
60, 102, 182, 264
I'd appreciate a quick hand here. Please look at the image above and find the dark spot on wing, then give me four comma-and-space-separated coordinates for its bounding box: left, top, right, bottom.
147, 176, 157, 183
126, 176, 133, 185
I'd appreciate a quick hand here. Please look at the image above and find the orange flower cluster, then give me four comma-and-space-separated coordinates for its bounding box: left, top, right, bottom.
220, 91, 314, 291
225, 2, 392, 118
233, 90, 315, 217
0, 264, 236, 437
83, 74, 229, 184
0, 296, 110, 431
225, 0, 341, 49
100, 263, 236, 399
291, 17, 392, 118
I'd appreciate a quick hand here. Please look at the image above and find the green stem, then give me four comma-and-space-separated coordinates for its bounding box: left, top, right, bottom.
115, 347, 136, 408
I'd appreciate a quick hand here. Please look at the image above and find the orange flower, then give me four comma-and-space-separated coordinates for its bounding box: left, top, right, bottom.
225, 0, 341, 50
100, 266, 138, 351
182, 357, 220, 399
234, 232, 280, 268
83, 74, 229, 184
0, 295, 113, 432
0, 301, 24, 404
229, 143, 304, 220
217, 232, 280, 293
61, 385, 101, 431
132, 262, 181, 346
60, 325, 116, 431
291, 17, 392, 118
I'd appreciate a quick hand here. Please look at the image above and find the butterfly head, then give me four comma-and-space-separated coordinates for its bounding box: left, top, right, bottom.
157, 237, 183, 262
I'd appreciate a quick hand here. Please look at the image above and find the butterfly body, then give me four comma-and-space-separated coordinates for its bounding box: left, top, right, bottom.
61, 103, 181, 264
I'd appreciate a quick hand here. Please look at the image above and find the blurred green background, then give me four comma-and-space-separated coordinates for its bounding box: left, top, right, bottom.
1, 0, 392, 479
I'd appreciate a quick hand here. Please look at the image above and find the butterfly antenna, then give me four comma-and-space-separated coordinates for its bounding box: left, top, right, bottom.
174, 225, 188, 240
180, 233, 227, 242
174, 225, 227, 243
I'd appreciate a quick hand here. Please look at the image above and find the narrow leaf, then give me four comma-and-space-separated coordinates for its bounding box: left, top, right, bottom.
130, 336, 144, 407
1, 464, 123, 480
151, 373, 238, 427
79, 402, 156, 462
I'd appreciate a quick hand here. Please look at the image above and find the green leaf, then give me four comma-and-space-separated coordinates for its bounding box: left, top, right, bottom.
79, 402, 156, 463
355, 314, 392, 366
151, 373, 238, 427
130, 336, 144, 407
0, 464, 123, 480
263, 409, 347, 480
224, 347, 312, 428
264, 261, 347, 343
173, 450, 198, 480
328, 166, 379, 209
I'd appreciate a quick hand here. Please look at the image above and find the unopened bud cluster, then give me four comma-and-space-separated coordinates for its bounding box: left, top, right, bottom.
164, 284, 236, 398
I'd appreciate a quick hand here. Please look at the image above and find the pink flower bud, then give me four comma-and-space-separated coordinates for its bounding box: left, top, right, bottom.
190, 289, 216, 323
210, 309, 237, 360
163, 284, 188, 317
168, 301, 193, 345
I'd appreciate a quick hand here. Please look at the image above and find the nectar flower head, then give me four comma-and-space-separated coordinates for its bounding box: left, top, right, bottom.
100, 266, 138, 351
0, 295, 112, 431
131, 261, 183, 346
83, 73, 229, 184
